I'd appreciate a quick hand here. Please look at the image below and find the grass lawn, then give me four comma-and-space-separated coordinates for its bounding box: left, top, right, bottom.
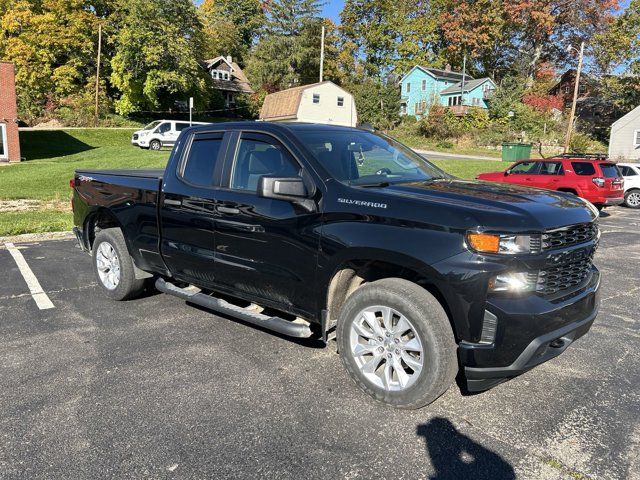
0, 129, 504, 236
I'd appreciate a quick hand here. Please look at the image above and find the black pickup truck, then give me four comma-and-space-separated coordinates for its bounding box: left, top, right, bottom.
72, 122, 601, 409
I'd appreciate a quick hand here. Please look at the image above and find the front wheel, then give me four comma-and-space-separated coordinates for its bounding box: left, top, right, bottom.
149, 139, 162, 151
624, 190, 640, 209
337, 278, 458, 409
92, 228, 145, 300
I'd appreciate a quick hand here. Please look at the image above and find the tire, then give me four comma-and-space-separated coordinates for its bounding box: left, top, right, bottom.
624, 189, 640, 209
149, 139, 162, 151
336, 278, 458, 409
92, 228, 145, 301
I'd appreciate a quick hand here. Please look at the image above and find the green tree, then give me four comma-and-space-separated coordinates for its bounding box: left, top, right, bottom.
0, 0, 98, 120
199, 0, 264, 65
110, 0, 210, 115
245, 0, 323, 91
345, 76, 400, 129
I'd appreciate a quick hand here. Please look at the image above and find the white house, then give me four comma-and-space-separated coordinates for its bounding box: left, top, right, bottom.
609, 105, 640, 160
259, 81, 358, 127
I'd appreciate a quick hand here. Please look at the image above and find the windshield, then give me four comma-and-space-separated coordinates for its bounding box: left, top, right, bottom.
296, 130, 450, 186
142, 121, 162, 131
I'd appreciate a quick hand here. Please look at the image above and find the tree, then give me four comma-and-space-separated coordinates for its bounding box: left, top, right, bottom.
110, 0, 210, 115
199, 0, 264, 65
245, 0, 323, 91
0, 0, 98, 120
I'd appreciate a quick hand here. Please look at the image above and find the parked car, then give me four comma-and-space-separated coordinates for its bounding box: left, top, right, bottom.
476, 154, 624, 210
132, 120, 209, 150
617, 163, 640, 208
71, 123, 601, 409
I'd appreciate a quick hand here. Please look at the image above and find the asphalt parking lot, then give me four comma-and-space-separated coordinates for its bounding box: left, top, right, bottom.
0, 208, 639, 480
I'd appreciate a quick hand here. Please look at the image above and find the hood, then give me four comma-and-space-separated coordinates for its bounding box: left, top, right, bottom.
377, 179, 597, 231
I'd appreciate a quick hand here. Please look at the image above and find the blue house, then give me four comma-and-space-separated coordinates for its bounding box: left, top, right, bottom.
399, 65, 497, 118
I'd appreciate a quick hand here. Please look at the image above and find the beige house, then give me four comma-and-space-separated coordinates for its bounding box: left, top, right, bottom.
260, 81, 357, 127
609, 105, 640, 160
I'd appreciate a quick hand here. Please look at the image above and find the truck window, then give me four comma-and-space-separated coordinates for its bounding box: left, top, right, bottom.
231, 138, 300, 192
181, 135, 223, 187
572, 162, 595, 175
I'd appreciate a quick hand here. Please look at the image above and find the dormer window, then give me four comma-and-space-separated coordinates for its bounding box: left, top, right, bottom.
211, 69, 229, 80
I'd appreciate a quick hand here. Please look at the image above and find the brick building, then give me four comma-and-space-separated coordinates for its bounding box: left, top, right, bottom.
0, 61, 20, 162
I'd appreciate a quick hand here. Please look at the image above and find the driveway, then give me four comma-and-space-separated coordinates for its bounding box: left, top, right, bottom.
0, 209, 638, 479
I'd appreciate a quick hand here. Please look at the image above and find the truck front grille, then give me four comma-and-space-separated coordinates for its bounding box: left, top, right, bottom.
536, 258, 593, 296
542, 222, 598, 250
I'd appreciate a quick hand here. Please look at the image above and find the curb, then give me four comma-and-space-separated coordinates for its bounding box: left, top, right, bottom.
0, 230, 74, 246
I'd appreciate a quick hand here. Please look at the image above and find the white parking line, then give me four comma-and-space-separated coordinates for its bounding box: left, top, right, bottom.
4, 242, 55, 310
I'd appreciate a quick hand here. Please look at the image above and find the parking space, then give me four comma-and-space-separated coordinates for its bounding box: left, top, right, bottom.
0, 209, 638, 479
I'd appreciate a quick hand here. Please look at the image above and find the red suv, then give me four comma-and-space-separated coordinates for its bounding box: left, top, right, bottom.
477, 154, 624, 210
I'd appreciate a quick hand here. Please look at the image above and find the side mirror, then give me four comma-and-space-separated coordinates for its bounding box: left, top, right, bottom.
258, 176, 315, 212
504, 170, 510, 176
258, 176, 307, 200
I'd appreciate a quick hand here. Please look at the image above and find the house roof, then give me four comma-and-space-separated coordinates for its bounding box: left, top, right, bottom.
439, 77, 495, 95
610, 104, 640, 131
399, 65, 474, 84
259, 81, 351, 121
204, 57, 254, 94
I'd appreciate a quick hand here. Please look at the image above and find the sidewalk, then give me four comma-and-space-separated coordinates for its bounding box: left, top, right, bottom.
414, 149, 501, 161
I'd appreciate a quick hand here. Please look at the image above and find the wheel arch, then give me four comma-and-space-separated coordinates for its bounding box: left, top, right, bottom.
322, 250, 457, 340
557, 187, 578, 196
84, 208, 127, 252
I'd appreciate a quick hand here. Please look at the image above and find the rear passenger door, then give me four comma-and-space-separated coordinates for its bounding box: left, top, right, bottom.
159, 131, 228, 286
533, 161, 564, 190
211, 131, 320, 317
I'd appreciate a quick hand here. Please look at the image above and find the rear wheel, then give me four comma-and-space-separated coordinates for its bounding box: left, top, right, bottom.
92, 228, 145, 300
149, 139, 162, 151
624, 189, 640, 209
337, 278, 458, 409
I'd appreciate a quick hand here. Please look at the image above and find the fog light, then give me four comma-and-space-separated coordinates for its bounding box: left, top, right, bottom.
488, 272, 535, 292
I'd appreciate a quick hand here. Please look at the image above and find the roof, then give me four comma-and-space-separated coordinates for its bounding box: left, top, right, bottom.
204, 57, 254, 94
610, 104, 640, 131
440, 77, 495, 95
399, 65, 474, 84
259, 81, 352, 121
183, 121, 363, 137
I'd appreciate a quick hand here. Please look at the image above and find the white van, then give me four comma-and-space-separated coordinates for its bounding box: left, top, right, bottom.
132, 120, 209, 150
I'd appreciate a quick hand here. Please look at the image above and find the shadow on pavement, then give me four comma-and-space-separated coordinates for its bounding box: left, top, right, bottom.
417, 417, 515, 480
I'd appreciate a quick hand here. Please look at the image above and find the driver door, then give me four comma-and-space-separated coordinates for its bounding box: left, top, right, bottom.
211, 131, 321, 317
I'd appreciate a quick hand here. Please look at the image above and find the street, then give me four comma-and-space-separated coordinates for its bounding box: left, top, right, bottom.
0, 208, 638, 479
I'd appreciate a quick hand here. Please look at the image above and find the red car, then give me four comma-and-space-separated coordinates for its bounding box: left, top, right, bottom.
477, 154, 624, 210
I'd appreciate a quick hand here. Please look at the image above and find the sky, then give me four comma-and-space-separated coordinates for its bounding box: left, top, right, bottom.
321, 0, 344, 23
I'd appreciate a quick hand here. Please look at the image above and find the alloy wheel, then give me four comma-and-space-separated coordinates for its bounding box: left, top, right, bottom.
349, 306, 424, 391
96, 241, 121, 290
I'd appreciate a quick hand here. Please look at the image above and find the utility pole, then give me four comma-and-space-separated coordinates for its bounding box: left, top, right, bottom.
319, 24, 325, 82
564, 41, 585, 153
461, 54, 466, 107
94, 23, 102, 126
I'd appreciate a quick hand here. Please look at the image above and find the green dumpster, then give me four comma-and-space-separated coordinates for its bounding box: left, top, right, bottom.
501, 143, 532, 162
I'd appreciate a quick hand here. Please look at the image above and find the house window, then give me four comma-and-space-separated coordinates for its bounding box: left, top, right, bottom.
0, 124, 6, 159
422, 79, 426, 91
634, 130, 640, 147
212, 71, 218, 79
578, 84, 586, 94
337, 96, 344, 107
406, 83, 410, 93
565, 85, 570, 93
313, 93, 320, 104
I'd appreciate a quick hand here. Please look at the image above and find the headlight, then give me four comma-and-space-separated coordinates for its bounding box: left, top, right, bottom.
488, 272, 536, 292
466, 232, 537, 254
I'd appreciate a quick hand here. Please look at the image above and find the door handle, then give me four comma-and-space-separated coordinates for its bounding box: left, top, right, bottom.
164, 198, 182, 206
218, 206, 240, 215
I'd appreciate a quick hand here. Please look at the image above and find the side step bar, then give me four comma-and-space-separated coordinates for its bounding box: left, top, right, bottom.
155, 278, 312, 338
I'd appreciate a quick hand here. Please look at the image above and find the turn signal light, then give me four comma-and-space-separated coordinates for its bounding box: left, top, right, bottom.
466, 233, 500, 253
69, 178, 76, 189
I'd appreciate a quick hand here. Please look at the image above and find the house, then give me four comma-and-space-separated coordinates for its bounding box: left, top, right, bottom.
608, 105, 640, 160
399, 65, 496, 118
549, 69, 596, 107
203, 56, 254, 110
0, 61, 20, 163
259, 81, 358, 127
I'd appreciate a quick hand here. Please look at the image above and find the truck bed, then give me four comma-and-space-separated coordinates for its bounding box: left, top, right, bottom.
75, 168, 164, 179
